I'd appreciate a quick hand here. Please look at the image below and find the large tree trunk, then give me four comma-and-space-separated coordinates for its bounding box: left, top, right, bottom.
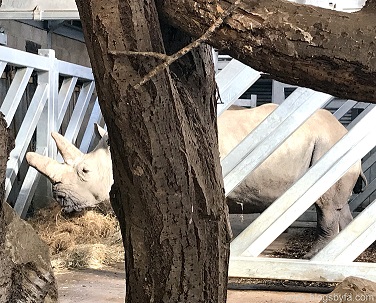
157, 0, 376, 103
75, 0, 231, 302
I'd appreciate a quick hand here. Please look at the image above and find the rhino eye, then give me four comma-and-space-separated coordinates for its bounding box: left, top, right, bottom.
82, 167, 90, 174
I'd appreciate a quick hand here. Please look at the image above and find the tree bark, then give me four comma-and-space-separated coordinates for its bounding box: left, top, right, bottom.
0, 116, 57, 302
157, 0, 376, 103
75, 1, 231, 302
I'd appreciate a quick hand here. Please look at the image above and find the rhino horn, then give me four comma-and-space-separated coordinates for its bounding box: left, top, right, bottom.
51, 132, 83, 164
26, 152, 63, 183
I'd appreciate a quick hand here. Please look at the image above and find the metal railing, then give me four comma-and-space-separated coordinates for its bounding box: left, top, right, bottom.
1, 45, 375, 282
0, 45, 102, 217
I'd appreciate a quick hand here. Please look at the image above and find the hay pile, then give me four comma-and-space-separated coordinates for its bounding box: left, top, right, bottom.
27, 202, 124, 270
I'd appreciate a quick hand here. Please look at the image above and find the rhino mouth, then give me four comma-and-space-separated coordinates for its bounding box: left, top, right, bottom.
52, 186, 86, 213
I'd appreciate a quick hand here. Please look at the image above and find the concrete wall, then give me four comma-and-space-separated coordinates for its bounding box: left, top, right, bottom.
51, 33, 91, 67
0, 20, 48, 49
0, 20, 90, 67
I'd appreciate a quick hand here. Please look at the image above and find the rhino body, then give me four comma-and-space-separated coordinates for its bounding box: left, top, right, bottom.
26, 104, 366, 257
220, 104, 362, 213
219, 104, 366, 256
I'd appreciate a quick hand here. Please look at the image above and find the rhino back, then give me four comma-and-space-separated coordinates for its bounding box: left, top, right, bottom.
218, 104, 349, 212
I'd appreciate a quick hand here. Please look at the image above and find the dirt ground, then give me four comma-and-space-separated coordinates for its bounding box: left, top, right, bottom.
56, 265, 322, 303
54, 222, 322, 303
50, 212, 373, 302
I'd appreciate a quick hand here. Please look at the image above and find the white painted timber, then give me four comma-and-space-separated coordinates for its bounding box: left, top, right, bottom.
0, 46, 99, 217
354, 102, 369, 109
212, 49, 219, 73
216, 59, 260, 116
57, 60, 94, 80
222, 88, 332, 195
0, 61, 7, 75
5, 83, 48, 198
271, 81, 286, 104
271, 81, 297, 104
229, 257, 376, 282
1, 67, 34, 125
57, 76, 78, 127
79, 98, 103, 152
312, 199, 376, 262
233, 96, 256, 108
0, 46, 51, 70
36, 49, 59, 160
230, 105, 376, 257
13, 147, 47, 218
1, 43, 375, 283
333, 100, 357, 120
63, 81, 95, 143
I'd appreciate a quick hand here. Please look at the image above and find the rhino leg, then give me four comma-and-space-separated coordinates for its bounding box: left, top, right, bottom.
303, 202, 341, 259
304, 178, 355, 259
339, 203, 353, 230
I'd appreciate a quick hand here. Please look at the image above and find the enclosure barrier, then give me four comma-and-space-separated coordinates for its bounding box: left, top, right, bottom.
1, 45, 375, 282
221, 61, 376, 281
0, 45, 102, 217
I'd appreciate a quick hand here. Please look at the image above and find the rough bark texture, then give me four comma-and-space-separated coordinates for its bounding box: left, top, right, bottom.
320, 276, 376, 303
75, 0, 231, 302
157, 0, 376, 103
0, 115, 57, 303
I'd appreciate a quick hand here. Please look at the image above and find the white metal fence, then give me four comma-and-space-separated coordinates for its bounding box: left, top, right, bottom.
0, 45, 103, 217
1, 45, 375, 283
218, 58, 376, 282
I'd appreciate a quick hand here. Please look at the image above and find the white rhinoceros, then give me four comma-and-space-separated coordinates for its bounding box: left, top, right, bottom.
26, 104, 366, 257
219, 104, 366, 256
26, 124, 113, 213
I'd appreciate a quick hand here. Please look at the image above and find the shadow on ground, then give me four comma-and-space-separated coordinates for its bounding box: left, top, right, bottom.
56, 264, 322, 303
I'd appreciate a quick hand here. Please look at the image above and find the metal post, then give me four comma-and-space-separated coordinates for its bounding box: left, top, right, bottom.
32, 49, 59, 209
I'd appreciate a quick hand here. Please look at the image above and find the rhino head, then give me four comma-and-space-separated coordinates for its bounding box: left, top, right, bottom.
26, 124, 113, 212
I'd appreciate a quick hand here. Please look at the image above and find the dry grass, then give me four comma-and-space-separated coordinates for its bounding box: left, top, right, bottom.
27, 202, 124, 270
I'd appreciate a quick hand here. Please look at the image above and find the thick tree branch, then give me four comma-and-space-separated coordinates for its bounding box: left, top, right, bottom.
110, 0, 242, 89
157, 0, 376, 103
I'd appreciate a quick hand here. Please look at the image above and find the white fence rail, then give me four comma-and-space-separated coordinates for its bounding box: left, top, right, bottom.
1, 46, 375, 283
0, 45, 102, 217
218, 61, 376, 282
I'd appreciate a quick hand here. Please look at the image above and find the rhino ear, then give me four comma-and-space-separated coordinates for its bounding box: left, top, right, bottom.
94, 123, 107, 139
26, 152, 63, 183
51, 132, 83, 164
